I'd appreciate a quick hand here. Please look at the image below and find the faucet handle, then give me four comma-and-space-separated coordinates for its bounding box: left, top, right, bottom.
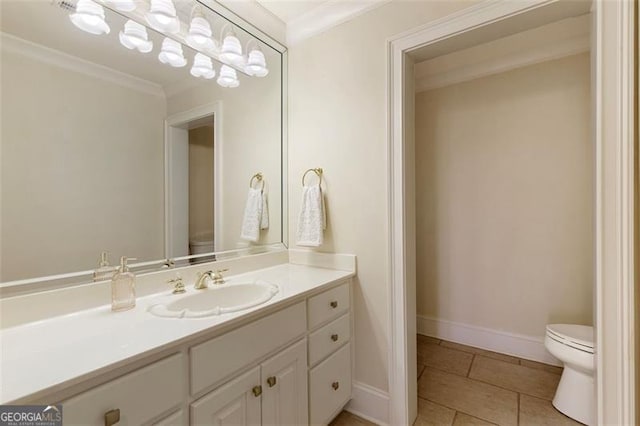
168, 274, 186, 294
211, 269, 229, 285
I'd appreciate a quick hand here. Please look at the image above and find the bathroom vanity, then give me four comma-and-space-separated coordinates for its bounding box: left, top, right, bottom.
0, 252, 356, 425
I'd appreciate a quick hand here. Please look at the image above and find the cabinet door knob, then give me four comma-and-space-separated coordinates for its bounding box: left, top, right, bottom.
330, 301, 338, 309
331, 334, 339, 342
252, 385, 263, 397
267, 376, 277, 387
331, 381, 340, 391
104, 408, 120, 426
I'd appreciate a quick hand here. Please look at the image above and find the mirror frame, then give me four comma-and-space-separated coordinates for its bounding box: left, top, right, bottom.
0, 0, 288, 295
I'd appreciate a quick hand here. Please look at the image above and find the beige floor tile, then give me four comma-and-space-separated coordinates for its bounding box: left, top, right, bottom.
418, 367, 518, 426
418, 342, 474, 377
519, 394, 583, 426
418, 334, 442, 345
520, 359, 563, 375
440, 341, 519, 365
453, 412, 496, 425
414, 398, 456, 426
329, 411, 376, 426
468, 356, 560, 400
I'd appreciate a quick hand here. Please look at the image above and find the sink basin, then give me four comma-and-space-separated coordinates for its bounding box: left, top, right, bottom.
148, 281, 279, 318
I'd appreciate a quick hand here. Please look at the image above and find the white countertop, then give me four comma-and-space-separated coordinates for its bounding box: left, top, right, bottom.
0, 263, 354, 403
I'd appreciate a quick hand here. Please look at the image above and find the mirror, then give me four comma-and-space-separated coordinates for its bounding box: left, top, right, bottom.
0, 0, 286, 285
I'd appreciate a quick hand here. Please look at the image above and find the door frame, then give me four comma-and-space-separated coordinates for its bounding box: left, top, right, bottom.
386, 1, 636, 425
165, 101, 224, 257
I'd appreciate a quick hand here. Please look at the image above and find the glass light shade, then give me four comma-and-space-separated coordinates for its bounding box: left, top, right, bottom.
146, 0, 179, 34
158, 38, 187, 67
105, 0, 136, 12
245, 48, 269, 77
70, 0, 110, 35
190, 53, 216, 79
186, 8, 215, 50
219, 29, 243, 65
119, 20, 153, 53
217, 65, 239, 88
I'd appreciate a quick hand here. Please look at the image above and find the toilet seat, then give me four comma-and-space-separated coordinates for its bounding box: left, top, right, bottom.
546, 324, 594, 354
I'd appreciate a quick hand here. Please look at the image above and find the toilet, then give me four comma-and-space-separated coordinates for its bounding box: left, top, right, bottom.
544, 324, 594, 426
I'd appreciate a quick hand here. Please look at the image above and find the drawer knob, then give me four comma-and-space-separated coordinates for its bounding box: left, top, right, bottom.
332, 381, 340, 391
267, 376, 277, 387
330, 301, 338, 309
252, 385, 263, 397
331, 334, 339, 342
104, 409, 120, 426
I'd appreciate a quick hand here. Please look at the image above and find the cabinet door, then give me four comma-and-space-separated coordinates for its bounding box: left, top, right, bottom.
261, 339, 308, 426
190, 367, 261, 426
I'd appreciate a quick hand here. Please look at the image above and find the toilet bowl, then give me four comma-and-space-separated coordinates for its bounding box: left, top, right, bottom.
544, 324, 594, 426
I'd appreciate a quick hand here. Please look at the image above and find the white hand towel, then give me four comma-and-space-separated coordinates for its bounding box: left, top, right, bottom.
240, 188, 263, 242
260, 190, 269, 230
296, 184, 326, 247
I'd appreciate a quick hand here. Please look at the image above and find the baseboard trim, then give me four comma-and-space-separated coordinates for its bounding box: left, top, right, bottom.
417, 315, 561, 366
345, 381, 390, 426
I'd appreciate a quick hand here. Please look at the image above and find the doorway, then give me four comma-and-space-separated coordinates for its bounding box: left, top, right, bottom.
386, 1, 636, 425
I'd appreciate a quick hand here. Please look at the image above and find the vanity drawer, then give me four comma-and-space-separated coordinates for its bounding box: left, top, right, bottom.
308, 282, 349, 330
309, 343, 351, 426
190, 302, 306, 396
62, 353, 185, 426
308, 313, 350, 366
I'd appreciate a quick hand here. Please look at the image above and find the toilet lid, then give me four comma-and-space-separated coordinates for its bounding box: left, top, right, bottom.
546, 324, 594, 353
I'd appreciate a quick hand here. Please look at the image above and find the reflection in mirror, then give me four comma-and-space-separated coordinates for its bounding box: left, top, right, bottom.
0, 0, 285, 284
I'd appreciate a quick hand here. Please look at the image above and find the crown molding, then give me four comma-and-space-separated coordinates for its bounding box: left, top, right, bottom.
415, 33, 589, 92
0, 32, 165, 98
286, 0, 392, 46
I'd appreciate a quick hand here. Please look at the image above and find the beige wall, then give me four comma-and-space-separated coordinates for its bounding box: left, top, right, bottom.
189, 126, 215, 240
167, 62, 282, 252
414, 53, 593, 337
0, 49, 165, 281
289, 0, 479, 392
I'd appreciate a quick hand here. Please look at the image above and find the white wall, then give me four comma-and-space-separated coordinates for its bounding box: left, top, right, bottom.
0, 49, 165, 281
415, 53, 593, 338
189, 126, 215, 241
288, 0, 481, 393
166, 62, 282, 251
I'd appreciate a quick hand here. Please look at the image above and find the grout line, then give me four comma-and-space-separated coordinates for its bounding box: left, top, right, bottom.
419, 396, 497, 426
464, 375, 555, 401
467, 354, 475, 377
451, 411, 459, 425
417, 364, 426, 381
517, 393, 521, 425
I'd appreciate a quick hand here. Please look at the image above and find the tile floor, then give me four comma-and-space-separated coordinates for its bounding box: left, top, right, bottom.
330, 335, 584, 426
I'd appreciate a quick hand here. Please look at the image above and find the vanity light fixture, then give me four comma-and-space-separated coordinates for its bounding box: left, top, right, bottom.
219, 25, 244, 66
245, 42, 268, 77
69, 0, 111, 35
158, 37, 187, 67
190, 53, 216, 79
105, 0, 136, 12
186, 6, 216, 51
217, 64, 239, 88
119, 20, 153, 53
146, 0, 180, 34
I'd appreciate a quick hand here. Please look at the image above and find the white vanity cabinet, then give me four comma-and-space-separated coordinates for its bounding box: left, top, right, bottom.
191, 339, 308, 426
50, 279, 352, 426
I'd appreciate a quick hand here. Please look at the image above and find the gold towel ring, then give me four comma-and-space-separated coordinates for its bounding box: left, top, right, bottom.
302, 168, 323, 187
250, 172, 265, 190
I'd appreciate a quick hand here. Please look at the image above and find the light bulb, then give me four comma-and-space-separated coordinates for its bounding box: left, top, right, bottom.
70, 0, 110, 35
219, 27, 243, 66
146, 0, 179, 34
245, 47, 268, 77
158, 38, 186, 67
186, 6, 215, 50
190, 53, 216, 79
119, 20, 153, 53
105, 0, 136, 12
217, 64, 239, 88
